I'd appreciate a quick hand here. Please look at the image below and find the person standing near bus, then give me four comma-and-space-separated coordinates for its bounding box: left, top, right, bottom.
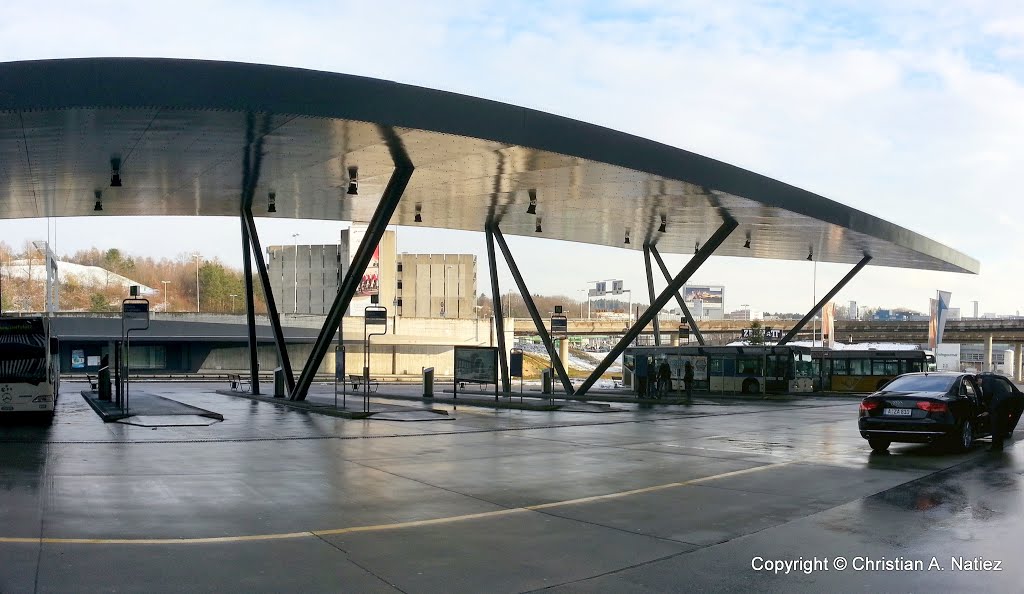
683, 360, 694, 404
635, 355, 649, 399
657, 360, 672, 399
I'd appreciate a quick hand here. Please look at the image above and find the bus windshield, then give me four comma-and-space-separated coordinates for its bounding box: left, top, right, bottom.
0, 320, 48, 384
794, 352, 813, 377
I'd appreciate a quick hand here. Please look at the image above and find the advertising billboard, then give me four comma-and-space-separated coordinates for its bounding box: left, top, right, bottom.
683, 285, 724, 306
357, 245, 380, 297
454, 347, 499, 384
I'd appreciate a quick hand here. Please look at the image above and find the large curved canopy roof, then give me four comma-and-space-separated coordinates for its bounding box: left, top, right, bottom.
0, 58, 977, 273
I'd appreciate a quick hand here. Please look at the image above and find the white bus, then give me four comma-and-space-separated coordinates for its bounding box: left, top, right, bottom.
0, 316, 60, 421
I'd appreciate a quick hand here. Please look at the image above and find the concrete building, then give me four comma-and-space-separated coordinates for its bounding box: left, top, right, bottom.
396, 254, 477, 319
848, 300, 858, 320
267, 226, 397, 316
267, 229, 476, 320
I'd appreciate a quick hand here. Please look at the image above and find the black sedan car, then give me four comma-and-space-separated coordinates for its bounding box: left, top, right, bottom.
859, 372, 990, 452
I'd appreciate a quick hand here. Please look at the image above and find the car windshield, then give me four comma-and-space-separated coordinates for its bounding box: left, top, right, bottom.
880, 374, 955, 393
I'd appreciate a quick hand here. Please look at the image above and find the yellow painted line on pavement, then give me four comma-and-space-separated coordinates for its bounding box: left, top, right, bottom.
0, 461, 793, 545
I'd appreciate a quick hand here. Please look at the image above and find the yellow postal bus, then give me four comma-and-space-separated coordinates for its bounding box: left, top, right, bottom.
815, 349, 935, 393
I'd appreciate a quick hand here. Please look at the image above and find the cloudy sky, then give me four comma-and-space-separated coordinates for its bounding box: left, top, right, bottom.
2, 1, 1023, 315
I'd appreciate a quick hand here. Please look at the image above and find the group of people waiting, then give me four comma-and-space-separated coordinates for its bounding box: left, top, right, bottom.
634, 356, 694, 403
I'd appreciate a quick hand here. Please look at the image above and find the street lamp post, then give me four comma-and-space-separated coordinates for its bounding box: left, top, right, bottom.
192, 253, 201, 313
161, 280, 170, 312
292, 233, 300, 314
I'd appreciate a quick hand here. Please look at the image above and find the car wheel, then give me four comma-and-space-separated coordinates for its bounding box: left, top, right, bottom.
956, 420, 973, 452
868, 438, 890, 452
742, 379, 759, 394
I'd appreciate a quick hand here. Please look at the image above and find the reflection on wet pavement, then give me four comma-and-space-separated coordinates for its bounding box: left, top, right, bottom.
0, 382, 1020, 592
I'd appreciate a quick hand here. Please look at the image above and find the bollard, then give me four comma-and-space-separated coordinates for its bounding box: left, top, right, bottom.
274, 367, 285, 398
423, 367, 434, 398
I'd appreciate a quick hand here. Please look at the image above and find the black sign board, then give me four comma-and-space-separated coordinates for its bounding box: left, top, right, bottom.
765, 328, 783, 340
678, 324, 689, 341
509, 349, 524, 378
123, 301, 149, 314
365, 306, 388, 325
122, 299, 150, 331
550, 315, 568, 336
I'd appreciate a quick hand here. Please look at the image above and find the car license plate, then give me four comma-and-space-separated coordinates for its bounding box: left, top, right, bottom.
884, 408, 912, 416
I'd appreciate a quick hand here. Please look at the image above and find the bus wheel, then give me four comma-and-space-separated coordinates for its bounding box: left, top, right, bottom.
742, 379, 759, 394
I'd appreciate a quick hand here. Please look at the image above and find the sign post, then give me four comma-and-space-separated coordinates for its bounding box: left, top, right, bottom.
334, 345, 346, 409
363, 306, 387, 413
121, 298, 150, 415
509, 348, 524, 400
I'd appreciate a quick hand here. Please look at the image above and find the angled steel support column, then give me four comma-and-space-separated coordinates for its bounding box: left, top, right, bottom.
238, 112, 270, 395
649, 244, 705, 345
643, 244, 661, 346
576, 218, 738, 396
485, 224, 510, 393
293, 160, 414, 401
242, 210, 295, 394
241, 216, 260, 394
779, 255, 872, 345
491, 224, 574, 396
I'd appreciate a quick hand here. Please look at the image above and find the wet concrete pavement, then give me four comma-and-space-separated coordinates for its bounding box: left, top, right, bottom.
1, 382, 1020, 592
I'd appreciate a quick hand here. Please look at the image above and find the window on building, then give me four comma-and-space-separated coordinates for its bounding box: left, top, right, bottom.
127, 346, 166, 370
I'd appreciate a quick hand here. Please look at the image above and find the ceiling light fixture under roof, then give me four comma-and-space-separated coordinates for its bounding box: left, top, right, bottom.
624, 230, 630, 245
267, 191, 277, 213
658, 214, 667, 233
535, 217, 542, 233
93, 189, 103, 212
109, 157, 122, 187
346, 166, 358, 196
526, 189, 537, 215
414, 203, 422, 223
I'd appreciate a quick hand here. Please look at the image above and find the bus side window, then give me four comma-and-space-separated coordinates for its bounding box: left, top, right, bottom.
709, 357, 723, 374
738, 357, 762, 375
832, 359, 848, 375
849, 359, 868, 376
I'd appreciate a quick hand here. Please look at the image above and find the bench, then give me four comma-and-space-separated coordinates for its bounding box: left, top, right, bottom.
228, 373, 251, 393
348, 374, 378, 392
86, 374, 98, 391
